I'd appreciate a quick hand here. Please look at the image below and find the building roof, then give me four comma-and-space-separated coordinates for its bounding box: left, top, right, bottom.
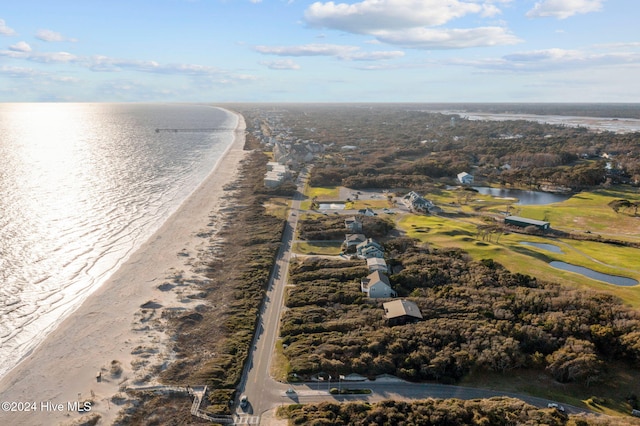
345, 233, 367, 243
505, 215, 550, 227
356, 238, 383, 250
383, 299, 423, 320
362, 271, 390, 289
366, 257, 387, 268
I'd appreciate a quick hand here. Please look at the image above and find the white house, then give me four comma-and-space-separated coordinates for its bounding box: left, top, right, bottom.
361, 271, 396, 298
366, 257, 388, 273
457, 172, 474, 185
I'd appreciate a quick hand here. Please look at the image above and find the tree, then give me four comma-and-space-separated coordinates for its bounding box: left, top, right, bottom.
546, 338, 603, 385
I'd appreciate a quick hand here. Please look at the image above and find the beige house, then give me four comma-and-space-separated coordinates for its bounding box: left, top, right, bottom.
360, 271, 396, 298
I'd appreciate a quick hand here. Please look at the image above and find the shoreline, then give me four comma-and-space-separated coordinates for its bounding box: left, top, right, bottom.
0, 110, 248, 426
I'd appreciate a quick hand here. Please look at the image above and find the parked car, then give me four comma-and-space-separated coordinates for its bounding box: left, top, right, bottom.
547, 403, 565, 412
240, 395, 248, 409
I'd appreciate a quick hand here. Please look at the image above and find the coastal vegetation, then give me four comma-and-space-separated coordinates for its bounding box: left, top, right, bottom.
118, 126, 288, 422
245, 104, 640, 418
121, 104, 640, 423
282, 243, 640, 389
278, 398, 640, 425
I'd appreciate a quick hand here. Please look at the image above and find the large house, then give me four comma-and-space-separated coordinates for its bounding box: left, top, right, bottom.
360, 271, 396, 298
383, 299, 423, 326
402, 191, 434, 213
457, 172, 474, 185
356, 238, 384, 259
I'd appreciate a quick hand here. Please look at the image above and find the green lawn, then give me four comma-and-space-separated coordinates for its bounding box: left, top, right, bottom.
306, 186, 340, 200
293, 241, 343, 256
396, 213, 640, 307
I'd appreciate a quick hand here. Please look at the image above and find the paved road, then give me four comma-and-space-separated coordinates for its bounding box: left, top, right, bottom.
234, 171, 594, 423
236, 167, 309, 417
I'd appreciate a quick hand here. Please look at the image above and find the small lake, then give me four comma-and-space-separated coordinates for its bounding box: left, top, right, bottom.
318, 202, 345, 210
473, 187, 571, 205
519, 241, 563, 254
550, 261, 638, 286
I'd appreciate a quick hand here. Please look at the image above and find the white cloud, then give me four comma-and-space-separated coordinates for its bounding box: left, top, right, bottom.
260, 59, 301, 70
36, 29, 78, 42
0, 49, 78, 63
0, 65, 44, 78
526, 0, 605, 19
375, 26, 520, 49
254, 43, 359, 57
9, 41, 31, 52
0, 19, 16, 36
349, 50, 405, 61
305, 0, 485, 33
451, 47, 640, 72
0, 48, 256, 84
303, 0, 518, 49
254, 43, 405, 61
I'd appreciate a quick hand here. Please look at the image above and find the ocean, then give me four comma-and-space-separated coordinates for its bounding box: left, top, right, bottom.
0, 103, 237, 380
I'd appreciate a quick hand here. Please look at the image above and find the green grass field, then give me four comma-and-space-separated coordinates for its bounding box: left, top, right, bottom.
293, 241, 343, 256
306, 186, 340, 200
396, 210, 640, 307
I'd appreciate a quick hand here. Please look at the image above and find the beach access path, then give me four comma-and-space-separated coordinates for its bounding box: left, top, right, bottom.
0, 111, 248, 426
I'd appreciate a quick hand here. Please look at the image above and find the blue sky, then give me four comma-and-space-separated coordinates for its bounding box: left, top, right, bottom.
0, 0, 638, 102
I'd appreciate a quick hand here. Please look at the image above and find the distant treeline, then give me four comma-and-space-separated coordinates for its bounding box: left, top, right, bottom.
243, 104, 640, 190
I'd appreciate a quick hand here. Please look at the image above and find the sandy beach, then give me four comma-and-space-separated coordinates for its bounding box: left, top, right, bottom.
0, 111, 248, 426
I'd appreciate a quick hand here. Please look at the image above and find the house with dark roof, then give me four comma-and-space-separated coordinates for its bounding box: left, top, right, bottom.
383, 299, 423, 326
344, 233, 367, 252
356, 238, 384, 259
505, 215, 550, 230
402, 191, 434, 213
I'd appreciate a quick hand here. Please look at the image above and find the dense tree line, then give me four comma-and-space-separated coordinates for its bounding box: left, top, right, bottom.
282, 242, 640, 385
298, 215, 394, 241
279, 398, 639, 426
244, 104, 640, 190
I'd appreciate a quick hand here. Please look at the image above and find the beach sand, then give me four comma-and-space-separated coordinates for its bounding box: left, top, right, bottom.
0, 111, 248, 426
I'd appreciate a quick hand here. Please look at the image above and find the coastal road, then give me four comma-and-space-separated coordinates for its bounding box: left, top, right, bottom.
234, 168, 594, 424
236, 166, 310, 417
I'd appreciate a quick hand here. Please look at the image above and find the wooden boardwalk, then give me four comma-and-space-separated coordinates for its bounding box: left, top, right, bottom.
126, 384, 236, 424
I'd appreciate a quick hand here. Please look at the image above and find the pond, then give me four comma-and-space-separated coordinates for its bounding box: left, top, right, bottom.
550, 261, 638, 286
519, 241, 564, 254
473, 187, 571, 205
318, 202, 345, 210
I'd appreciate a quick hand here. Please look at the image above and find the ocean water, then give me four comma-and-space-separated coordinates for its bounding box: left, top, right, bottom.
0, 103, 237, 380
